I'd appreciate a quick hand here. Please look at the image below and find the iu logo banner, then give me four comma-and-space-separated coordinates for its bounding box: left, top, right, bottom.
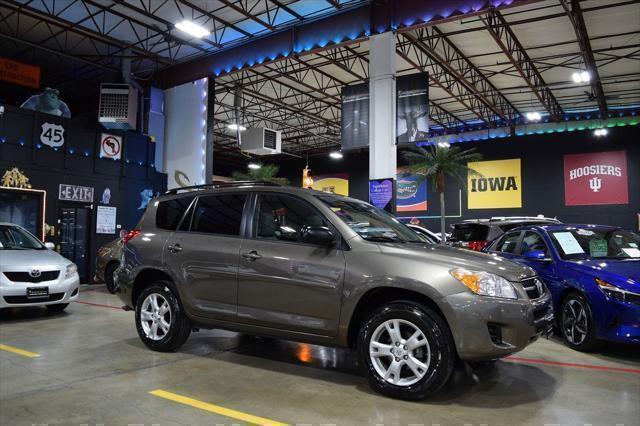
467, 159, 522, 209
564, 151, 628, 206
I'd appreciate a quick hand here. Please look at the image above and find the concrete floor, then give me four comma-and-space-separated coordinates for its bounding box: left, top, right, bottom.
1, 285, 638, 426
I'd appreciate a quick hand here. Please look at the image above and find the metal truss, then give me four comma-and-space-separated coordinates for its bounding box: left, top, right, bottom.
482, 9, 563, 121
559, 0, 608, 116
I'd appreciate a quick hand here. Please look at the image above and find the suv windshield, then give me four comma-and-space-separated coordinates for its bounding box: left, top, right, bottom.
0, 225, 45, 250
317, 195, 422, 243
549, 228, 640, 260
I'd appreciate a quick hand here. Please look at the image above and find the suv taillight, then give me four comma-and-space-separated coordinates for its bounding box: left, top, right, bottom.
468, 240, 489, 251
123, 229, 141, 245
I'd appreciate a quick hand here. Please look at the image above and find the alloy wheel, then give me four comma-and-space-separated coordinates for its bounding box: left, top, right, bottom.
140, 293, 172, 341
369, 319, 431, 386
563, 299, 588, 345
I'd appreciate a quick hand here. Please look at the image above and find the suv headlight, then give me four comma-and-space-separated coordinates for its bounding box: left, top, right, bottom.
450, 268, 518, 299
64, 263, 78, 279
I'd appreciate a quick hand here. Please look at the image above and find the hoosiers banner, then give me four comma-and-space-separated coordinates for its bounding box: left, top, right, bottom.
564, 151, 628, 206
467, 159, 522, 209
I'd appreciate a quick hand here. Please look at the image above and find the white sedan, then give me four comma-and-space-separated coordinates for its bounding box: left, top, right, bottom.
0, 223, 80, 312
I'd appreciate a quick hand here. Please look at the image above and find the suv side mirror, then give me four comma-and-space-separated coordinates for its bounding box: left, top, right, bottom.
524, 250, 550, 261
44, 242, 55, 250
300, 225, 335, 246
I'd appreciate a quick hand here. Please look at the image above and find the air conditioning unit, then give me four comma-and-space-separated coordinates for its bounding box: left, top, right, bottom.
241, 127, 282, 155
98, 83, 138, 130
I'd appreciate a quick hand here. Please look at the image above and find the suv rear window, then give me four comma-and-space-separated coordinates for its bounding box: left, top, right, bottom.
156, 196, 194, 230
451, 224, 490, 241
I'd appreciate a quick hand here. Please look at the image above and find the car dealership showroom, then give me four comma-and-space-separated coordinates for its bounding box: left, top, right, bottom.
0, 0, 639, 425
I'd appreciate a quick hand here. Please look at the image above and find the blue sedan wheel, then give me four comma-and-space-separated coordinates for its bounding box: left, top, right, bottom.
561, 293, 600, 352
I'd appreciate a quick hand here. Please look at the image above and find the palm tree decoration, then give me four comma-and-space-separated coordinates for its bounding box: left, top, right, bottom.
401, 145, 483, 244
231, 163, 290, 185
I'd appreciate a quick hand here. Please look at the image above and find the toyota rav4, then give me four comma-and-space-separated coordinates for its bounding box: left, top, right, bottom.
116, 182, 553, 399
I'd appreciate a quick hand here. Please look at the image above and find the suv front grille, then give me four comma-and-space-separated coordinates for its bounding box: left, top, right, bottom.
3, 271, 60, 283
3, 293, 64, 304
522, 278, 546, 300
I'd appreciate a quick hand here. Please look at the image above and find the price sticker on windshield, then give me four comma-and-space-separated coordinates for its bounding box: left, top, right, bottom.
589, 239, 608, 257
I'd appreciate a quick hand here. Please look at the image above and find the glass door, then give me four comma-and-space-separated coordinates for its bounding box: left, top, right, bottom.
58, 206, 91, 282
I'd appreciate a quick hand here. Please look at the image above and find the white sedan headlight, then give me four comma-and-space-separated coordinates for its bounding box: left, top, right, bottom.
450, 268, 518, 299
64, 263, 78, 279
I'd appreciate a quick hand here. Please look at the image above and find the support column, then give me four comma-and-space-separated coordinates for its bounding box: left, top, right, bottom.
369, 32, 396, 180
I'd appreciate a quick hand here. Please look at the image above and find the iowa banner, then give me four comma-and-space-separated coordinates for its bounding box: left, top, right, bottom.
467, 159, 522, 209
564, 150, 628, 206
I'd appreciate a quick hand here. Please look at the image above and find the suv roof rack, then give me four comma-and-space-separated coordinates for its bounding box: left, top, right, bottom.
460, 216, 560, 223
164, 181, 280, 195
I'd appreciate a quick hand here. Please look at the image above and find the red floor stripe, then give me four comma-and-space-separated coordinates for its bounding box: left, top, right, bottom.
75, 300, 123, 310
506, 356, 640, 374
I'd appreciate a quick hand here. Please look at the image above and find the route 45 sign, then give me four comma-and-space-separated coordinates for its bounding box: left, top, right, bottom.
40, 122, 65, 147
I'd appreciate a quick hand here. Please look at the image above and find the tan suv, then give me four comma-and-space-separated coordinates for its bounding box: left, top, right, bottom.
116, 182, 553, 399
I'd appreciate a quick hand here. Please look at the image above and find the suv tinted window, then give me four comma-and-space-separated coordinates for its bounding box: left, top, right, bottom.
254, 194, 327, 242
156, 196, 194, 230
451, 224, 489, 241
191, 194, 247, 236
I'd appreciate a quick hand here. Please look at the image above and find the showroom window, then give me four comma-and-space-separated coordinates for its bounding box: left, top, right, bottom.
191, 194, 247, 236
156, 196, 195, 230
254, 194, 327, 242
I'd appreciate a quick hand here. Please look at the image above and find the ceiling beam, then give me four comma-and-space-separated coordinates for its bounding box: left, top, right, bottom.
482, 9, 563, 121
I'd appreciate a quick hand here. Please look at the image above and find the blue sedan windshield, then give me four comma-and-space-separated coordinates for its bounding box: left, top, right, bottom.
549, 228, 640, 260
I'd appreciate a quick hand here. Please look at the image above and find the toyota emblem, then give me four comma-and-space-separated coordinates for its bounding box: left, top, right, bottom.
29, 269, 41, 278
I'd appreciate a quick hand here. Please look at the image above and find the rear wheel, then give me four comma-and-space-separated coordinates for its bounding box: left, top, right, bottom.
135, 282, 191, 352
358, 301, 455, 400
104, 262, 118, 294
46, 303, 69, 313
561, 293, 599, 352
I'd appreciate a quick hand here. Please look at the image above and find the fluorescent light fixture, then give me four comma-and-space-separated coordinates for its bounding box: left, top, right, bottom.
572, 70, 591, 83
437, 142, 450, 148
526, 111, 542, 121
594, 128, 608, 137
248, 163, 261, 170
227, 123, 247, 131
329, 151, 343, 159
175, 20, 210, 38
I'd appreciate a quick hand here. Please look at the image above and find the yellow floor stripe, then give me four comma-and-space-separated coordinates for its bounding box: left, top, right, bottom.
0, 343, 40, 358
149, 389, 287, 426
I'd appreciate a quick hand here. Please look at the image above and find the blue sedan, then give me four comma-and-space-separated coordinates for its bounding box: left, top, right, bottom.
484, 224, 640, 351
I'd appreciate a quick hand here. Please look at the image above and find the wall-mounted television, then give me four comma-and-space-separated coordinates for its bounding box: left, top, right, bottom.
0, 187, 46, 239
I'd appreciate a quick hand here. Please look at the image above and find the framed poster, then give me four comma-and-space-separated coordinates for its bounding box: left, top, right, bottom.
96, 206, 117, 234
564, 151, 628, 206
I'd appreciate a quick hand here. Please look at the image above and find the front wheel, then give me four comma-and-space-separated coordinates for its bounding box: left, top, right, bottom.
561, 293, 600, 352
135, 282, 191, 352
358, 301, 455, 400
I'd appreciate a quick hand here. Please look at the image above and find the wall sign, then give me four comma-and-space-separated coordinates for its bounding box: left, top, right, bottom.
369, 179, 395, 213
396, 168, 427, 212
313, 173, 349, 196
40, 122, 65, 147
0, 57, 40, 89
563, 150, 629, 206
467, 158, 522, 209
59, 184, 94, 203
96, 206, 117, 234
100, 133, 122, 160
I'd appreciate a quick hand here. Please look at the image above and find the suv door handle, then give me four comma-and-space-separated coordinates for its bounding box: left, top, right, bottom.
167, 244, 183, 254
241, 250, 262, 261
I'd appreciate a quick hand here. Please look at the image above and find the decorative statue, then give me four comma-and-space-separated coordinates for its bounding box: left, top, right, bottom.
20, 88, 71, 118
138, 189, 155, 210
1, 167, 32, 189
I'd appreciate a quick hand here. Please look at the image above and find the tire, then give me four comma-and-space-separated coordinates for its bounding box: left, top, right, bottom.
135, 281, 191, 352
46, 303, 69, 313
357, 301, 455, 400
104, 262, 118, 294
560, 293, 600, 352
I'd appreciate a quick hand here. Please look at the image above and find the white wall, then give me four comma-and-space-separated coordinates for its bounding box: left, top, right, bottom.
163, 79, 208, 189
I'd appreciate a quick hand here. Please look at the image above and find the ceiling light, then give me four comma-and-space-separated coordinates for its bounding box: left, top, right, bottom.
175, 20, 210, 38
227, 123, 247, 131
594, 128, 608, 137
526, 111, 541, 121
329, 151, 343, 159
572, 70, 591, 83
248, 163, 261, 170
